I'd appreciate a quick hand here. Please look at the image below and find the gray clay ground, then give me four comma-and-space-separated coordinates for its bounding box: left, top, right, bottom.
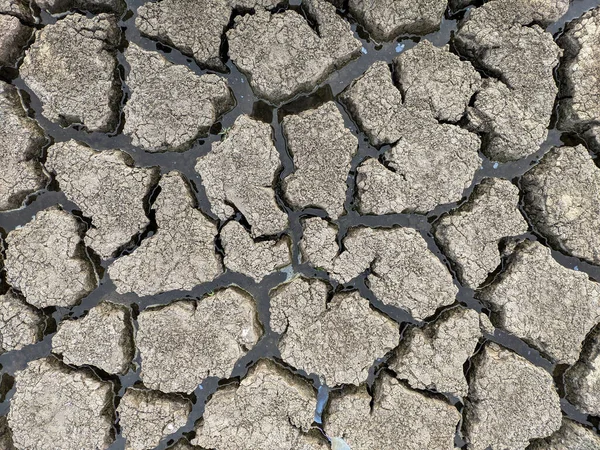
2, 0, 600, 449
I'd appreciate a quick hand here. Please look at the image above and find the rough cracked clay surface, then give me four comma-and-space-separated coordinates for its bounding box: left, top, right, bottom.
123, 43, 233, 152
435, 178, 528, 289
45, 140, 159, 259
0, 290, 44, 353
341, 58, 481, 214
324, 371, 461, 449
8, 357, 114, 450
478, 240, 600, 364
530, 419, 600, 450
0, 14, 31, 67
299, 217, 339, 270
390, 307, 486, 397
565, 326, 600, 416
0, 0, 35, 21
118, 388, 191, 450
52, 301, 134, 375
356, 122, 481, 215
107, 171, 222, 296
282, 101, 357, 219
0, 81, 47, 211
5, 207, 97, 308
35, 0, 124, 13
136, 0, 230, 71
270, 277, 399, 386
522, 145, 600, 265
136, 288, 262, 394
301, 219, 458, 320
455, 0, 565, 161
340, 61, 408, 146
227, 0, 361, 103
4, 1, 600, 448
559, 7, 600, 145
136, 0, 282, 71
221, 221, 291, 282
20, 13, 120, 132
195, 115, 288, 237
348, 0, 447, 41
464, 343, 562, 450
192, 360, 327, 450
341, 43, 480, 140
395, 41, 482, 123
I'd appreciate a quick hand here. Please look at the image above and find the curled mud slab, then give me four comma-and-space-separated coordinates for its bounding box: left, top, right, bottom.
2, 0, 600, 449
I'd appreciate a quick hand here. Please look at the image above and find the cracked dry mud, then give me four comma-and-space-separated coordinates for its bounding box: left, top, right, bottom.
2, 0, 600, 449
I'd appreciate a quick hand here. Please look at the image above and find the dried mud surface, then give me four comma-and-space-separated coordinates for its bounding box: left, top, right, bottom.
2, 0, 600, 449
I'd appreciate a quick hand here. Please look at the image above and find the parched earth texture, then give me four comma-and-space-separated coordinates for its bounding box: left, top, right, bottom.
2, 0, 600, 449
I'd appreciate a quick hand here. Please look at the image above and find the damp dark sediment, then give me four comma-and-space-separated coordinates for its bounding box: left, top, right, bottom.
2, 0, 600, 448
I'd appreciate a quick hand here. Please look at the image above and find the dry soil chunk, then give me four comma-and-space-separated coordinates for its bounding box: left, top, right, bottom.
341, 57, 482, 203
221, 221, 291, 282
530, 419, 600, 450
299, 217, 339, 270
435, 178, 528, 289
192, 360, 327, 450
458, 0, 569, 34
107, 171, 222, 296
35, 0, 123, 13
564, 326, 600, 416
52, 301, 134, 375
227, 0, 360, 103
339, 61, 410, 146
46, 140, 159, 259
195, 115, 287, 236
5, 207, 97, 308
136, 0, 281, 70
0, 290, 44, 353
357, 122, 481, 215
348, 0, 446, 41
21, 13, 120, 132
455, 0, 564, 161
270, 278, 399, 386
0, 15, 32, 67
522, 145, 600, 265
118, 388, 191, 450
124, 43, 233, 152
344, 48, 481, 213
282, 102, 357, 219
325, 372, 460, 449
301, 220, 458, 320
137, 288, 262, 394
0, 81, 47, 211
395, 41, 481, 122
390, 307, 485, 397
467, 78, 553, 162
559, 7, 600, 139
464, 343, 562, 450
478, 240, 600, 364
136, 0, 230, 71
230, 0, 280, 7
0, 0, 34, 21
8, 357, 114, 450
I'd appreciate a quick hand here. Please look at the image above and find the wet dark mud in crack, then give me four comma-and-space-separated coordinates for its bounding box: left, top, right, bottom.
2, 0, 600, 448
